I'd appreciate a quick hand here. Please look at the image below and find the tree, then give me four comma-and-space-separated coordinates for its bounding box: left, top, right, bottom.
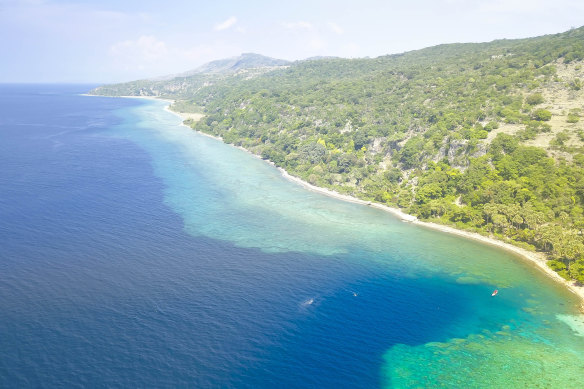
492, 214, 510, 231
483, 203, 499, 225
299, 142, 326, 164
532, 109, 552, 121
568, 78, 582, 91
353, 131, 369, 150
569, 260, 584, 283
551, 131, 570, 147
416, 183, 444, 204
567, 113, 580, 123
490, 133, 519, 158
525, 93, 544, 105
399, 136, 425, 169
385, 168, 402, 184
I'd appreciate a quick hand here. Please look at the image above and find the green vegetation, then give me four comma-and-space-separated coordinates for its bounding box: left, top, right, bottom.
532, 108, 552, 121
525, 93, 544, 105
567, 109, 581, 123
92, 26, 584, 283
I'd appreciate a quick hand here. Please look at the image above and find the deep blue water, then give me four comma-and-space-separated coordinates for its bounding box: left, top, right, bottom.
1, 85, 583, 388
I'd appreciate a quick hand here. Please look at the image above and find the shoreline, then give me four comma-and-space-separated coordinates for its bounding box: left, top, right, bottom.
120, 95, 584, 310
81, 93, 175, 104
278, 166, 584, 308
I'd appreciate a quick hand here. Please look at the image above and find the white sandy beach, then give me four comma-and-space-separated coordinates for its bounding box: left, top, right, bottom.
147, 98, 584, 309
276, 165, 584, 307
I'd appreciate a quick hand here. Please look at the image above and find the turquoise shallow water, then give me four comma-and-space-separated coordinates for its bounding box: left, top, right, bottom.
120, 98, 584, 387
1, 85, 583, 387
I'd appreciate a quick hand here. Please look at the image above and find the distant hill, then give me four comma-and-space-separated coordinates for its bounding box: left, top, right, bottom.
180, 53, 290, 76
88, 53, 289, 99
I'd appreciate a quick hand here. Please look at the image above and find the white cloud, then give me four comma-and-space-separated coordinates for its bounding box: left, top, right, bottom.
281, 21, 313, 31
477, 0, 566, 13
327, 22, 343, 35
214, 16, 237, 31
309, 37, 326, 50
105, 35, 246, 80
109, 35, 168, 63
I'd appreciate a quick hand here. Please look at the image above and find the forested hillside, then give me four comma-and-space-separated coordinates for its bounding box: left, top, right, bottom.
92, 27, 584, 282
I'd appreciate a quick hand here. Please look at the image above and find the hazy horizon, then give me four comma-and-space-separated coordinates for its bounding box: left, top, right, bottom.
1, 0, 583, 83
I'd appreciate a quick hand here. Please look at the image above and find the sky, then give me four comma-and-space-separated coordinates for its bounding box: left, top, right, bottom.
1, 0, 583, 83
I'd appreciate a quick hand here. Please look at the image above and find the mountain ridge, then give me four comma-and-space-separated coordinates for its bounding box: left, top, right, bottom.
89, 53, 290, 98
178, 52, 290, 76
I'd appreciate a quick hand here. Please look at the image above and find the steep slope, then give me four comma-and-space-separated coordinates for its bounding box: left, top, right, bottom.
93, 27, 584, 281
186, 27, 584, 282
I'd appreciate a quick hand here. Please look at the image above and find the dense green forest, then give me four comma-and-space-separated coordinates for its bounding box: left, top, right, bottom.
91, 27, 584, 282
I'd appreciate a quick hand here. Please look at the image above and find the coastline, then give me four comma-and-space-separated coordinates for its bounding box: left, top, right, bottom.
289, 174, 584, 310
81, 93, 175, 104
278, 165, 584, 307
128, 96, 584, 309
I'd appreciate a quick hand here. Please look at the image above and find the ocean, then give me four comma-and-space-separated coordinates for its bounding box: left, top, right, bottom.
1, 84, 583, 388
